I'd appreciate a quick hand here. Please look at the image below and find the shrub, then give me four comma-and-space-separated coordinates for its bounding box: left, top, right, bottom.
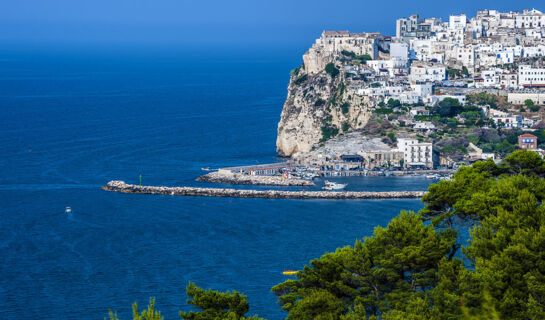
374, 108, 394, 115
320, 125, 339, 142
293, 74, 307, 85
341, 50, 356, 58
314, 98, 325, 107
387, 132, 397, 142
387, 98, 401, 108
341, 102, 350, 114
325, 63, 339, 78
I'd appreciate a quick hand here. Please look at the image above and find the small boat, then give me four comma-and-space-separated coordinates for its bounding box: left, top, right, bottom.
201, 167, 211, 171
323, 180, 347, 190
65, 207, 72, 214
283, 270, 298, 275
426, 174, 439, 180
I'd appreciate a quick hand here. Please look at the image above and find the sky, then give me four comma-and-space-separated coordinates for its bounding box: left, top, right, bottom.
0, 0, 543, 51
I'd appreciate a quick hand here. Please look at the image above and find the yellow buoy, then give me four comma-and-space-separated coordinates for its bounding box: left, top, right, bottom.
282, 270, 298, 275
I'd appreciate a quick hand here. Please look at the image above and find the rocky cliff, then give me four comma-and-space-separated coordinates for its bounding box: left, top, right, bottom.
276, 56, 373, 157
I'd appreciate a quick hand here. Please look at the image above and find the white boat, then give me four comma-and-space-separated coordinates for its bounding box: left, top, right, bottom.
201, 167, 211, 171
65, 207, 72, 214
426, 174, 439, 180
323, 180, 347, 190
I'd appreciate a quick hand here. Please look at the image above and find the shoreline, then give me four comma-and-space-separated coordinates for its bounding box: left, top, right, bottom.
197, 171, 315, 186
103, 180, 427, 200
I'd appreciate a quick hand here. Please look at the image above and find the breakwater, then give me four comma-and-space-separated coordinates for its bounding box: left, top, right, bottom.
197, 171, 315, 186
103, 181, 427, 200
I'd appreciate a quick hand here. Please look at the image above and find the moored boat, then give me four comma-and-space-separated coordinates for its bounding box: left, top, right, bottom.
323, 180, 347, 190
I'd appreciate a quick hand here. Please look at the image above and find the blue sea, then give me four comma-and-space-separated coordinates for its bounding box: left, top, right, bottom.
0, 46, 431, 319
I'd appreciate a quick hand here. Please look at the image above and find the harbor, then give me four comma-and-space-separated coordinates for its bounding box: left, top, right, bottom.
103, 180, 427, 200
196, 161, 455, 187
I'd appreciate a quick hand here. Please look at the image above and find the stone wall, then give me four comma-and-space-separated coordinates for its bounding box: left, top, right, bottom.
103, 181, 427, 200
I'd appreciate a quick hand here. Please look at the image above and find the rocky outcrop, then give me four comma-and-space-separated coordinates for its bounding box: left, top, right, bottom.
103, 181, 427, 200
276, 56, 372, 157
197, 171, 314, 186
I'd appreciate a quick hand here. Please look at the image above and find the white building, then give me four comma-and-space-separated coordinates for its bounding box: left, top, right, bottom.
514, 9, 545, 29
449, 14, 467, 30
450, 45, 475, 69
411, 83, 433, 97
518, 65, 545, 88
522, 45, 545, 58
390, 42, 409, 60
397, 138, 434, 168
409, 63, 446, 83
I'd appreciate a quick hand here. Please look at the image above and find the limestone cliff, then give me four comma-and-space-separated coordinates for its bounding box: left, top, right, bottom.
276, 59, 373, 157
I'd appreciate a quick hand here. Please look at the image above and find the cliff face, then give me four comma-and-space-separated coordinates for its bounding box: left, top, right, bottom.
276, 59, 372, 157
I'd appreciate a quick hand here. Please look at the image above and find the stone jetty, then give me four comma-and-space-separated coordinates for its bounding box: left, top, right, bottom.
103, 180, 427, 200
197, 171, 315, 186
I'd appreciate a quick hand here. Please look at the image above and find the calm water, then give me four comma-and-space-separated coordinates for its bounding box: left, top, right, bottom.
0, 47, 430, 319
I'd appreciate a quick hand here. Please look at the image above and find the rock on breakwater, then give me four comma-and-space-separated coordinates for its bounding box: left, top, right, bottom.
103, 181, 427, 200
197, 171, 315, 186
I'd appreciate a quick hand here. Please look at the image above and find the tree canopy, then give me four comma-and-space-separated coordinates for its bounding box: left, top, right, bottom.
106, 151, 545, 320
273, 150, 545, 319
431, 98, 463, 118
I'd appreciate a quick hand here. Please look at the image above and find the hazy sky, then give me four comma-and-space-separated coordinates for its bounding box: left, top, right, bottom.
0, 0, 543, 49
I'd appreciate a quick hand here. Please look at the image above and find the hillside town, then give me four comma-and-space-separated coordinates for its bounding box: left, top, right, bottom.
272, 8, 545, 176
204, 8, 545, 185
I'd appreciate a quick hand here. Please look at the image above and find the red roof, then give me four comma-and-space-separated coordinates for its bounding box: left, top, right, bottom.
520, 133, 537, 138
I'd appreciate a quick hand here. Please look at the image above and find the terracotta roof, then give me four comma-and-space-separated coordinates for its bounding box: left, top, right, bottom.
520, 133, 537, 138
323, 30, 349, 36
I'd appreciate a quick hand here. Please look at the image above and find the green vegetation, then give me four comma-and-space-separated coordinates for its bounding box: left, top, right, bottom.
320, 124, 339, 142
290, 64, 303, 77
431, 98, 463, 117
314, 98, 325, 107
530, 105, 540, 112
106, 151, 545, 320
271, 151, 545, 319
107, 283, 264, 320
341, 50, 372, 64
387, 98, 401, 108
467, 127, 545, 156
466, 92, 499, 107
342, 122, 350, 132
341, 102, 350, 114
525, 99, 535, 107
293, 74, 307, 85
325, 62, 340, 78
448, 68, 462, 79
387, 132, 397, 142
180, 282, 264, 320
447, 67, 468, 78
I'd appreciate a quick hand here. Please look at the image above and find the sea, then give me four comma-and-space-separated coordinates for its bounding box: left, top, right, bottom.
0, 45, 432, 319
